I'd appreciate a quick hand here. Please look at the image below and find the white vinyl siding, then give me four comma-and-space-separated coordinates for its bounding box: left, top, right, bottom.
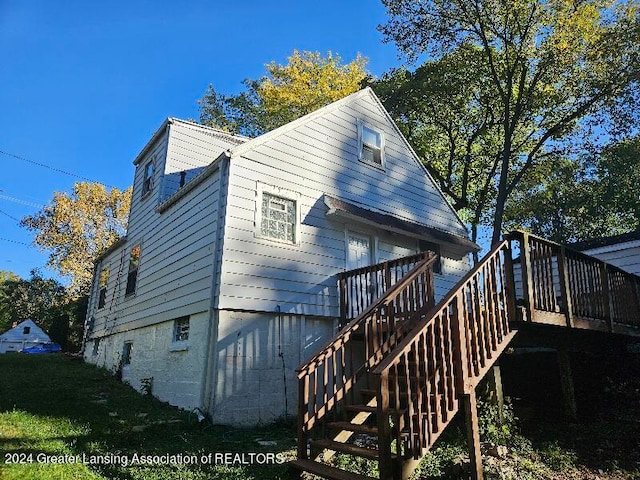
582, 240, 640, 276
218, 92, 471, 315
88, 123, 232, 337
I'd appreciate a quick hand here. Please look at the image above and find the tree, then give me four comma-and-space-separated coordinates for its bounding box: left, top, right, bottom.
21, 182, 132, 296
199, 50, 368, 137
504, 136, 640, 242
0, 270, 86, 350
380, 0, 640, 244
373, 45, 505, 256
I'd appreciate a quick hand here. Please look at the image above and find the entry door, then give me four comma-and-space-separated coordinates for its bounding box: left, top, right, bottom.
347, 232, 372, 271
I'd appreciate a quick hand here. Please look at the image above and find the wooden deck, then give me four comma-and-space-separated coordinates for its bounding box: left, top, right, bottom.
292, 232, 640, 480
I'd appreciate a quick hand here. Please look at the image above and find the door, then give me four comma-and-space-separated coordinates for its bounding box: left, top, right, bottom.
347, 232, 372, 271
346, 232, 376, 317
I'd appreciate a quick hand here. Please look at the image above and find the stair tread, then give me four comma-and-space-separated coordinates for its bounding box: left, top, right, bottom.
289, 459, 377, 480
327, 421, 379, 435
345, 404, 377, 413
310, 439, 380, 460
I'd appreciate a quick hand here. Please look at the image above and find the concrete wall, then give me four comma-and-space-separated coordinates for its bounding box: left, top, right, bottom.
209, 310, 336, 425
85, 311, 210, 411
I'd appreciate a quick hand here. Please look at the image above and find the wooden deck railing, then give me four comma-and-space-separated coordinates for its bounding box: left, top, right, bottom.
337, 252, 434, 322
297, 252, 438, 460
508, 231, 640, 331
372, 241, 517, 478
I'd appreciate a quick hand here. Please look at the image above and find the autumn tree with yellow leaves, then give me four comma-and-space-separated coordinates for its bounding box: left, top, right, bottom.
21, 182, 132, 296
199, 50, 368, 137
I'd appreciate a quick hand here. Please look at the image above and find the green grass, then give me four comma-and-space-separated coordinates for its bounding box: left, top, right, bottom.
0, 354, 296, 480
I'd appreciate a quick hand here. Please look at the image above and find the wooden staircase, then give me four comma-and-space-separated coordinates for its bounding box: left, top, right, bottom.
291, 233, 640, 480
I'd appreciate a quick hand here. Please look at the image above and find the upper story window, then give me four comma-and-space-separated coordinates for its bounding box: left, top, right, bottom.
358, 120, 385, 168
125, 245, 141, 296
98, 267, 109, 309
142, 160, 154, 197
256, 184, 301, 245
23, 326, 30, 335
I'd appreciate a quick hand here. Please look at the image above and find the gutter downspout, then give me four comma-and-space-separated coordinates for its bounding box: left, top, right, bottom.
200, 154, 230, 416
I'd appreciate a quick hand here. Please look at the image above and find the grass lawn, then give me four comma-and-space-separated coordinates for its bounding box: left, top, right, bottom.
0, 354, 296, 480
1, 351, 639, 480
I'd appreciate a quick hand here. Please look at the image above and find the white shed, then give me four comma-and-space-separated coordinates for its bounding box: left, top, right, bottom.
0, 320, 52, 354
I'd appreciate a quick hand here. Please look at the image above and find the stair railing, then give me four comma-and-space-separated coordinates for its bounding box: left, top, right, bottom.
337, 252, 434, 324
373, 240, 518, 478
508, 231, 640, 331
297, 252, 438, 460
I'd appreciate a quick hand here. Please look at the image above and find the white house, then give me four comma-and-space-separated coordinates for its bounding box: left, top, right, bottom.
82, 88, 479, 425
572, 230, 640, 275
0, 320, 52, 354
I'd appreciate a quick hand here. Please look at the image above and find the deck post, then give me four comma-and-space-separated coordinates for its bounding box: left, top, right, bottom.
557, 246, 574, 328
376, 371, 394, 480
557, 347, 578, 421
485, 364, 505, 424
520, 232, 535, 322
462, 388, 484, 480
600, 262, 613, 333
502, 238, 518, 323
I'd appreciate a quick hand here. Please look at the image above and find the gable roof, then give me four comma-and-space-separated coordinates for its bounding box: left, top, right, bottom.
571, 230, 640, 251
0, 319, 51, 343
133, 118, 247, 166
227, 87, 470, 235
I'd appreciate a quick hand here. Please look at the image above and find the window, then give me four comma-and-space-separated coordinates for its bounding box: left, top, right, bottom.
98, 267, 109, 309
173, 317, 190, 342
125, 245, 141, 296
358, 121, 384, 167
256, 184, 301, 244
23, 326, 30, 335
92, 339, 100, 356
419, 240, 442, 274
122, 342, 133, 365
142, 160, 154, 196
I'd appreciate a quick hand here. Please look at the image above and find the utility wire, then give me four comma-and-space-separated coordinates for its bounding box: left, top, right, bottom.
0, 149, 118, 189
0, 194, 43, 209
0, 237, 32, 247
0, 209, 20, 223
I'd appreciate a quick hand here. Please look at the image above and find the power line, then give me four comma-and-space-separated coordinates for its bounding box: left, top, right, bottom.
0, 237, 32, 247
0, 209, 20, 223
0, 149, 118, 189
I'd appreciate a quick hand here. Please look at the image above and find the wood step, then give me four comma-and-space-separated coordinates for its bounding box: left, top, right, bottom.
310, 439, 381, 460
345, 404, 377, 413
327, 421, 379, 435
289, 458, 377, 480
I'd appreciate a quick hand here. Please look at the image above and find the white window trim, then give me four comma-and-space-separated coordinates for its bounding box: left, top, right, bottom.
357, 119, 385, 170
255, 183, 302, 245
141, 156, 156, 199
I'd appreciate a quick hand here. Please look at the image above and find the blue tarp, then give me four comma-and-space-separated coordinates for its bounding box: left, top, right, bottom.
20, 343, 62, 354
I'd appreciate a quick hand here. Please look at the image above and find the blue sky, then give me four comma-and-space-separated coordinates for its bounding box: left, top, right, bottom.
0, 0, 404, 282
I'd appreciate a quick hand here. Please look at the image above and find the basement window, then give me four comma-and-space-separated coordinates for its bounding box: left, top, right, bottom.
125, 245, 141, 296
92, 339, 100, 356
358, 120, 385, 168
173, 317, 190, 342
122, 342, 133, 366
